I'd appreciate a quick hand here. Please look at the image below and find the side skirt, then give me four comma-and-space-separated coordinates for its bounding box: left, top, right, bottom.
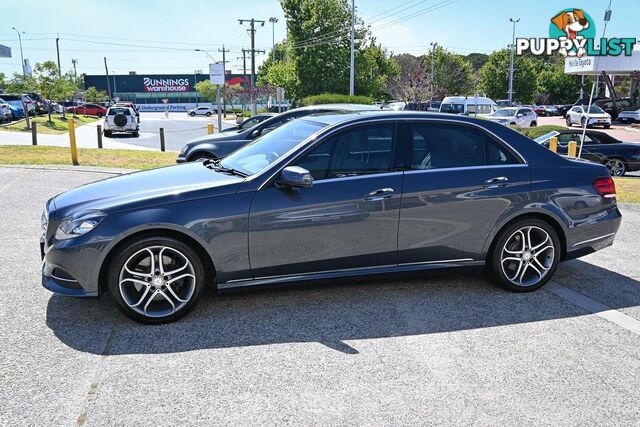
217, 259, 485, 291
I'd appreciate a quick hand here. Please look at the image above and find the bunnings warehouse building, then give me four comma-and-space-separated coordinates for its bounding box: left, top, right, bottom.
84, 73, 251, 112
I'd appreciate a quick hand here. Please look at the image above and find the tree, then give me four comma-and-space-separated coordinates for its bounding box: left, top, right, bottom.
427, 47, 473, 98
84, 87, 109, 103
536, 60, 581, 104
0, 72, 6, 90
464, 53, 489, 72
5, 72, 37, 93
387, 55, 429, 102
33, 61, 75, 122
259, 58, 300, 100
479, 49, 538, 103
355, 44, 398, 99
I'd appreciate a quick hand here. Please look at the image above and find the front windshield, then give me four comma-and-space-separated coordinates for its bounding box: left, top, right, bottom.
440, 103, 464, 114
220, 119, 325, 176
587, 106, 605, 114
492, 109, 516, 117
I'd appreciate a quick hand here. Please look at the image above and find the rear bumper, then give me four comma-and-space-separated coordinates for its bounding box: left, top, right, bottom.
565, 206, 621, 260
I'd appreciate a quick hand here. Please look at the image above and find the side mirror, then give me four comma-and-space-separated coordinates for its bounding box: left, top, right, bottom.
277, 166, 313, 189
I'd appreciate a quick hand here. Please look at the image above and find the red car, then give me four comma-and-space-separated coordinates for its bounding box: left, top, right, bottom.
532, 106, 547, 117
66, 103, 107, 117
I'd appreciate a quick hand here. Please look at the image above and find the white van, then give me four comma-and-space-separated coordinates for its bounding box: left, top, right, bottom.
439, 96, 497, 116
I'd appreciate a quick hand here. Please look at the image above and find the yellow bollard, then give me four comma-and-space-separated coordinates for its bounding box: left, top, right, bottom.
549, 136, 558, 153
68, 119, 79, 165
567, 141, 577, 157
207, 123, 214, 135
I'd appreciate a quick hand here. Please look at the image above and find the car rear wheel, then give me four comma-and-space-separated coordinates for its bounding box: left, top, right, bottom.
530, 121, 537, 127
189, 112, 196, 117
489, 219, 560, 292
109, 237, 206, 324
605, 158, 626, 176
205, 112, 212, 117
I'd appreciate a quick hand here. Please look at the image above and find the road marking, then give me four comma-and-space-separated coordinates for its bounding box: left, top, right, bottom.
546, 281, 640, 336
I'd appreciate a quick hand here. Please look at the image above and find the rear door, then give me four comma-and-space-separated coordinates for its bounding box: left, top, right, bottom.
398, 120, 530, 264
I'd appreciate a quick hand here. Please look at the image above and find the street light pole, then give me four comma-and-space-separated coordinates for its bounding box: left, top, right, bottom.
12, 27, 25, 77
269, 17, 278, 50
349, 0, 355, 96
430, 42, 437, 103
508, 18, 520, 105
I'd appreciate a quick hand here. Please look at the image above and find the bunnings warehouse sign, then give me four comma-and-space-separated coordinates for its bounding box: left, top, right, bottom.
143, 77, 189, 92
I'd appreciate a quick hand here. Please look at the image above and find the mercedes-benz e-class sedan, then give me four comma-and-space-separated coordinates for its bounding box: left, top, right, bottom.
41, 112, 621, 323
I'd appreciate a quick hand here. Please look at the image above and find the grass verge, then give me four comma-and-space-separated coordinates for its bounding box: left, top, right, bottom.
614, 177, 640, 204
0, 114, 99, 134
0, 146, 175, 170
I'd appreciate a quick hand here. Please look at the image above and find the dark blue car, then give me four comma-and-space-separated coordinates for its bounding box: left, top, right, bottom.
41, 112, 621, 323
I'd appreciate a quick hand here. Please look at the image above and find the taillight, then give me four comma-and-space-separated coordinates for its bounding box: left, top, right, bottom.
593, 176, 616, 199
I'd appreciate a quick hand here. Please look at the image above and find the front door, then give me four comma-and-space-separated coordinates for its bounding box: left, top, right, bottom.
398, 121, 531, 264
248, 122, 403, 278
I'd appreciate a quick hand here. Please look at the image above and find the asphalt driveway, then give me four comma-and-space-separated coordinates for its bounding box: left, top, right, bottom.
1, 166, 639, 426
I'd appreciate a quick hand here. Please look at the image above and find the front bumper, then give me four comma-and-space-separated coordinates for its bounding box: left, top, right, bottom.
587, 118, 611, 126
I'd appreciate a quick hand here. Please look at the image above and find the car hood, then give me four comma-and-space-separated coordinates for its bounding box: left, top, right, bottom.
585, 113, 610, 118
51, 162, 244, 218
486, 116, 512, 121
187, 128, 249, 144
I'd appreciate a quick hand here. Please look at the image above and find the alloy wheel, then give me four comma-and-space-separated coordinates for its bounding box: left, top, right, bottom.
500, 226, 555, 288
605, 159, 625, 176
118, 245, 196, 318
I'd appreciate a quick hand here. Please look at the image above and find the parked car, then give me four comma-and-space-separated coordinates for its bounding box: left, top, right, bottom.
40, 111, 621, 323
617, 106, 640, 124
565, 105, 611, 128
0, 94, 35, 115
486, 107, 537, 128
7, 104, 25, 120
187, 106, 216, 117
496, 100, 512, 108
556, 104, 573, 118
439, 96, 497, 116
27, 92, 47, 114
177, 104, 376, 162
44, 100, 65, 114
543, 105, 559, 116
535, 129, 640, 176
67, 103, 107, 117
531, 106, 546, 117
383, 101, 407, 111
0, 103, 12, 123
596, 98, 633, 120
103, 106, 139, 137
222, 113, 276, 133
114, 102, 140, 122
427, 100, 441, 111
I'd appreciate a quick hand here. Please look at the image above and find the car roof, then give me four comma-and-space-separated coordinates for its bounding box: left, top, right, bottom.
300, 110, 497, 126
291, 103, 377, 112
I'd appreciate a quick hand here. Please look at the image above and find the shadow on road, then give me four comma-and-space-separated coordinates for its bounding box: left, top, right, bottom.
46, 260, 640, 355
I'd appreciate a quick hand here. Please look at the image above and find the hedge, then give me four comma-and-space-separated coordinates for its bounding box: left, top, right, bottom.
300, 93, 373, 106
510, 124, 567, 140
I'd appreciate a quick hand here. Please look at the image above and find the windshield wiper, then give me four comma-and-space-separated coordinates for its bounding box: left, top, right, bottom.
203, 158, 248, 177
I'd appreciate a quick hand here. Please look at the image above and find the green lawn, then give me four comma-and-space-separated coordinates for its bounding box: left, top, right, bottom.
614, 177, 640, 204
0, 146, 176, 170
0, 114, 99, 135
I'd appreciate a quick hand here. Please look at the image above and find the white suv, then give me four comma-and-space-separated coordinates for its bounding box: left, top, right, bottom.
566, 105, 611, 128
487, 107, 537, 128
187, 106, 215, 117
104, 106, 139, 137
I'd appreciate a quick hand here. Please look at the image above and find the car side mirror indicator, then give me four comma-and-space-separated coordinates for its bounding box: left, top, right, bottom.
277, 166, 313, 189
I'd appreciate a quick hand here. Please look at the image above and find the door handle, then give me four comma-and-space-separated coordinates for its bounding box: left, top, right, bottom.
364, 188, 394, 201
484, 177, 509, 188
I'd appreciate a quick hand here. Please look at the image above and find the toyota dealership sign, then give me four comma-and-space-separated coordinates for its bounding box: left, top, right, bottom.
143, 77, 190, 92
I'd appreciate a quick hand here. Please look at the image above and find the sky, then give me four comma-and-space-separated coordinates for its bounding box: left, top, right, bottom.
1, 0, 638, 78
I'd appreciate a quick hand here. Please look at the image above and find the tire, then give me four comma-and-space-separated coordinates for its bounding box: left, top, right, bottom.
189, 153, 215, 162
103, 130, 112, 137
566, 117, 572, 127
581, 117, 589, 128
604, 124, 611, 129
97, 112, 104, 118
132, 131, 140, 138
605, 158, 626, 176
189, 112, 196, 117
205, 112, 212, 117
108, 236, 207, 324
530, 121, 537, 127
489, 219, 561, 292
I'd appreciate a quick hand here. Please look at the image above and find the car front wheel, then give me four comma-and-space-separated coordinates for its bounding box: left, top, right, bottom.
489, 219, 560, 292
566, 117, 572, 126
108, 237, 206, 324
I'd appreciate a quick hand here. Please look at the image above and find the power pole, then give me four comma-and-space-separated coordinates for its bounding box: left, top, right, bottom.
430, 42, 437, 103
507, 18, 520, 105
12, 27, 25, 77
238, 50, 249, 114
269, 17, 278, 50
349, 0, 355, 96
104, 57, 112, 100
239, 18, 265, 114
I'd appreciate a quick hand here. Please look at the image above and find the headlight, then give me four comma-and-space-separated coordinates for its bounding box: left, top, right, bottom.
55, 211, 106, 240
41, 209, 49, 236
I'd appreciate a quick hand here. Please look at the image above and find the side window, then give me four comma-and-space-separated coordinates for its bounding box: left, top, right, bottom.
485, 135, 520, 165
295, 124, 396, 180
410, 123, 485, 170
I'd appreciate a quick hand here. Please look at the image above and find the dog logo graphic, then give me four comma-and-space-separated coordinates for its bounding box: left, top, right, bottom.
549, 9, 595, 57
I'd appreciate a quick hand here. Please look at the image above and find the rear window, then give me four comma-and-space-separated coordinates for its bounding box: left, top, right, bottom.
0, 94, 20, 101
108, 108, 131, 116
